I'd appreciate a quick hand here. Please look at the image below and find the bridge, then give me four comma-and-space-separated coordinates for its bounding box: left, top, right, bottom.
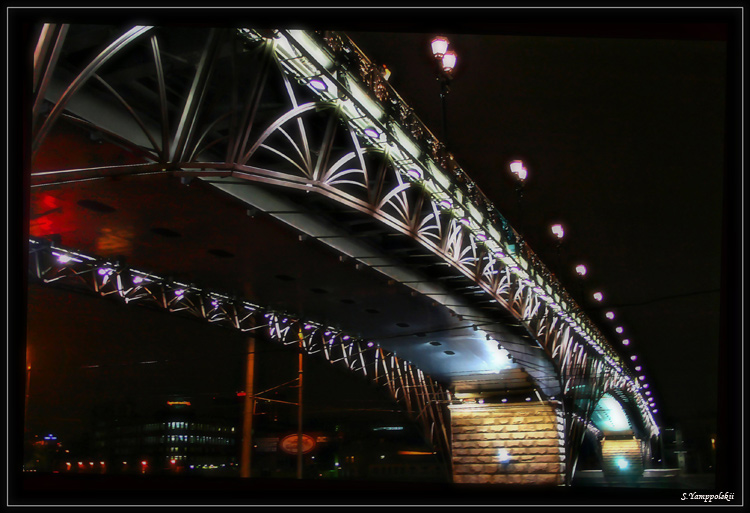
28, 23, 659, 486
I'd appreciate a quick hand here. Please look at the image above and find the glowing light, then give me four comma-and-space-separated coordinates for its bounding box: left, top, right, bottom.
509, 160, 527, 181
309, 78, 327, 91
575, 264, 587, 276
167, 401, 191, 406
635, 365, 642, 371
170, 459, 176, 465
616, 458, 629, 470
550, 224, 564, 239
57, 254, 72, 263
653, 409, 658, 413
593, 292, 603, 302
497, 449, 511, 464
367, 341, 375, 348
622, 339, 630, 346
174, 289, 185, 297
639, 375, 646, 381
525, 397, 531, 402
363, 127, 380, 140
501, 398, 507, 403
97, 268, 113, 276
342, 335, 350, 341
630, 355, 637, 361
431, 36, 449, 58
643, 383, 649, 389
406, 168, 422, 180
441, 51, 457, 72
615, 326, 624, 334
605, 311, 615, 320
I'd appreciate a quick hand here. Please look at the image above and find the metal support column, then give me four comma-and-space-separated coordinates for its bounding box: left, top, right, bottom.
240, 322, 257, 478
296, 328, 304, 479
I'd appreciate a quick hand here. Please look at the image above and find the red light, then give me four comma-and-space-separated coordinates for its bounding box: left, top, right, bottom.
141, 461, 147, 466
170, 459, 176, 465
236, 391, 247, 397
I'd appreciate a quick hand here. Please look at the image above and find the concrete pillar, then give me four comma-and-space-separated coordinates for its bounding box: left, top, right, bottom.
600, 436, 644, 483
449, 401, 566, 485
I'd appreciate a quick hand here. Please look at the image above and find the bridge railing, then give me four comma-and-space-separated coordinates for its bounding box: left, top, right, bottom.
241, 30, 622, 354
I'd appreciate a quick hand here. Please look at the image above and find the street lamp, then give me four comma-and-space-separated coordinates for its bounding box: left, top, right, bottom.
509, 160, 528, 245
431, 36, 458, 150
550, 223, 564, 273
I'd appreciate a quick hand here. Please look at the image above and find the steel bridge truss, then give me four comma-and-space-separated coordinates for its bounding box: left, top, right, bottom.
29, 24, 657, 479
26, 238, 454, 471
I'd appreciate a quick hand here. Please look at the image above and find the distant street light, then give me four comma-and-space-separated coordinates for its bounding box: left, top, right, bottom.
575, 264, 587, 277
550, 223, 564, 273
592, 291, 604, 302
509, 160, 528, 245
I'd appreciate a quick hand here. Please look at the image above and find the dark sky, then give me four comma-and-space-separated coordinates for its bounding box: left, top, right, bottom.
17, 8, 741, 461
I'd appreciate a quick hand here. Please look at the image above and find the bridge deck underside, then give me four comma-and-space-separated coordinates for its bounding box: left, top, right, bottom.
30, 123, 554, 393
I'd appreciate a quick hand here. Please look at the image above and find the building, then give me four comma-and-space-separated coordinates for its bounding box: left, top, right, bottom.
89, 401, 238, 474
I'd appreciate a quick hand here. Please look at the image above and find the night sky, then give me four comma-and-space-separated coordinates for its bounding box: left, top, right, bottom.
13, 7, 742, 490
344, 20, 733, 442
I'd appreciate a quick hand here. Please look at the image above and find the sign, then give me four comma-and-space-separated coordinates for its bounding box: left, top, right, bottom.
279, 434, 316, 455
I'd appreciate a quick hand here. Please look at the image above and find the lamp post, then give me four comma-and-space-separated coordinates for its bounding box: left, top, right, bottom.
550, 223, 564, 273
431, 36, 457, 150
575, 263, 587, 303
510, 160, 528, 245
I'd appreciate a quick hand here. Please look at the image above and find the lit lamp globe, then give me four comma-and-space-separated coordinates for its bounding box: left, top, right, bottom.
431, 36, 449, 58
510, 160, 527, 181
441, 50, 457, 74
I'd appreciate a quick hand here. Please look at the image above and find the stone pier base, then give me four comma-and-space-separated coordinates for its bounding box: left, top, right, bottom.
449, 401, 566, 485
601, 436, 644, 483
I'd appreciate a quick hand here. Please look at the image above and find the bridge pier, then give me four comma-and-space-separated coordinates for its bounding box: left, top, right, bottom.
449, 401, 566, 485
600, 435, 645, 483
